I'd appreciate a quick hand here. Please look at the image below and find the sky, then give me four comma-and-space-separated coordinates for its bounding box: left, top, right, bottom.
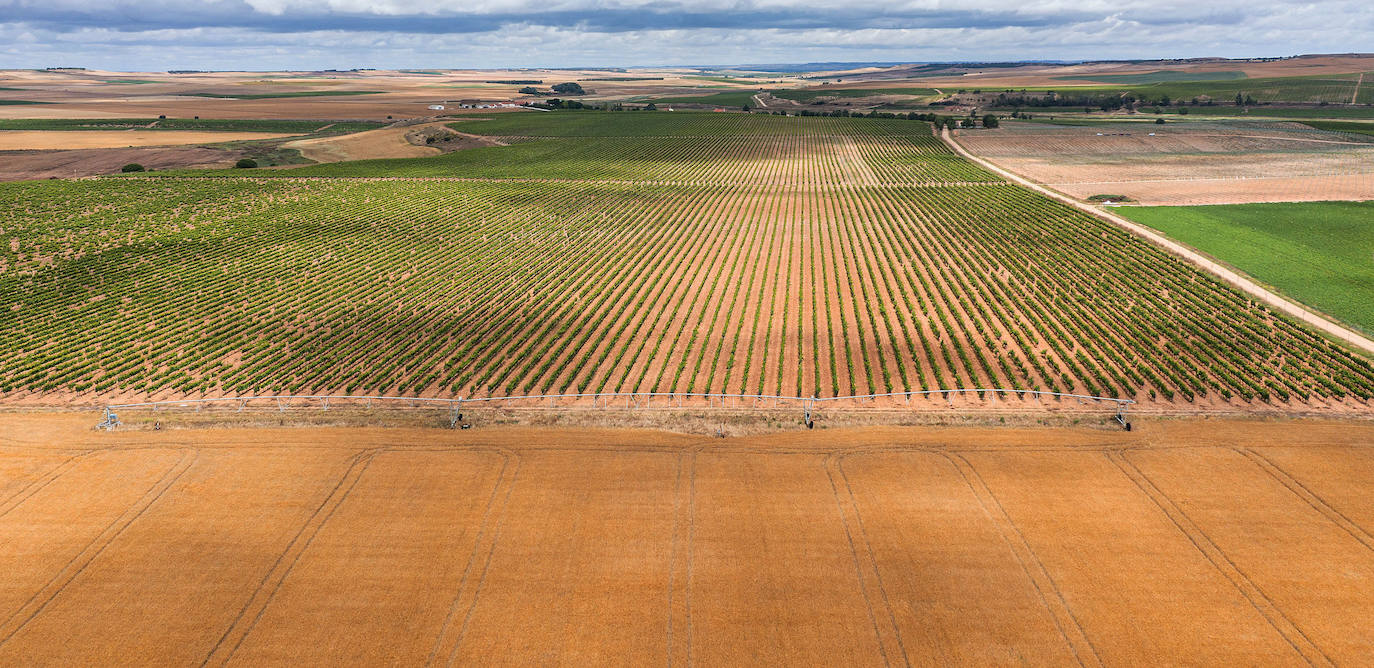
0, 0, 1370, 71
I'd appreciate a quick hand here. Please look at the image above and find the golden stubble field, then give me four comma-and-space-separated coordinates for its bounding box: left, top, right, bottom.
1, 413, 1372, 665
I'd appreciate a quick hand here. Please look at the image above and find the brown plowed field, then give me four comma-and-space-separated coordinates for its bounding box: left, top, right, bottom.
1, 413, 1371, 664
957, 123, 1374, 205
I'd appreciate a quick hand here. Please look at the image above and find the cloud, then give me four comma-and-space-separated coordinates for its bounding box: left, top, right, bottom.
0, 0, 1368, 69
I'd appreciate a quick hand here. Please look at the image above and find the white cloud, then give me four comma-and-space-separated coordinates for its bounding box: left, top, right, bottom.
0, 0, 1367, 70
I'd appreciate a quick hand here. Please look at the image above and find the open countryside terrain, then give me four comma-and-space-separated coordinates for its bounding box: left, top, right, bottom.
2, 112, 1371, 411
3, 58, 1374, 668
1119, 201, 1374, 335
0, 415, 1373, 664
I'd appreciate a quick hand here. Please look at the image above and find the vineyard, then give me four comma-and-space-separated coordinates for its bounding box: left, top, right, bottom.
2, 112, 1372, 408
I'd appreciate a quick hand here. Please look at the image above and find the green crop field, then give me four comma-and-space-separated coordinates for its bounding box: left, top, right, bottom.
1300, 120, 1374, 136
1160, 106, 1374, 119
1119, 202, 1374, 336
2, 112, 1370, 406
772, 87, 941, 103
641, 91, 758, 107
1028, 73, 1370, 105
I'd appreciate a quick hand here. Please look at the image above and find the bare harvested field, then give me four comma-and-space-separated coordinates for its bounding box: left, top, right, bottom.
0, 413, 1372, 664
284, 124, 441, 163
958, 121, 1374, 204
0, 146, 238, 181
0, 130, 297, 151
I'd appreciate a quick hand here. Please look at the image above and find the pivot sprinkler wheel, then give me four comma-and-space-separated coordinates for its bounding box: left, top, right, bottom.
1114, 404, 1132, 431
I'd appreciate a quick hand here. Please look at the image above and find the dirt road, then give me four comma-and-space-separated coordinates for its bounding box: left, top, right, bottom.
941, 126, 1374, 356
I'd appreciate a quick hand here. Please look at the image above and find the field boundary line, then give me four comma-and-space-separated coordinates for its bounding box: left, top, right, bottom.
945, 453, 1102, 667
201, 448, 380, 667
0, 450, 94, 521
1239, 448, 1374, 553
941, 126, 1374, 356
1107, 450, 1333, 666
0, 448, 197, 649
431, 448, 522, 667
824, 452, 909, 666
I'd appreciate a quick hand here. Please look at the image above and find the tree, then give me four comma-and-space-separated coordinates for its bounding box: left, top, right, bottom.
1155, 117, 1165, 124
742, 104, 751, 112
1235, 93, 1245, 106
1179, 107, 1189, 115
235, 158, 258, 169
982, 114, 1000, 128
551, 82, 586, 95
518, 86, 540, 95
960, 118, 975, 128
120, 163, 145, 173
645, 102, 657, 111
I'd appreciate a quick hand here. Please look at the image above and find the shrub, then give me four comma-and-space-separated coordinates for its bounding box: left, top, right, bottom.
120, 163, 145, 173
235, 158, 258, 169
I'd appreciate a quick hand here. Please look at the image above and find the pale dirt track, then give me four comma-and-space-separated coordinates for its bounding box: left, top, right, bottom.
0, 130, 296, 150
941, 127, 1374, 356
1, 413, 1372, 665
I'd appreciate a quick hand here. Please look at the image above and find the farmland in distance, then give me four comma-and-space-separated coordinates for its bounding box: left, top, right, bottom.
2, 112, 1371, 409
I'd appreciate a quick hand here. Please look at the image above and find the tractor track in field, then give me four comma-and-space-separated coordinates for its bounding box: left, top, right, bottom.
0, 449, 198, 650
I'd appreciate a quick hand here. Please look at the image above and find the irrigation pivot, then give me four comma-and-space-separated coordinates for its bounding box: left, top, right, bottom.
97, 389, 1135, 431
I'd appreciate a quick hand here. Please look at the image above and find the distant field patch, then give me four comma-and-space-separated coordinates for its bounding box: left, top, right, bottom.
0, 118, 383, 133
0, 100, 48, 105
642, 91, 758, 107
1054, 70, 1248, 84
185, 90, 385, 100
1025, 73, 1368, 105
1165, 106, 1374, 120
773, 87, 939, 103
0, 130, 300, 151
1120, 201, 1374, 334
1301, 120, 1374, 137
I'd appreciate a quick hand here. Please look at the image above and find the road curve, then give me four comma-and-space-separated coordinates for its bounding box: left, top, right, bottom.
940, 126, 1374, 356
